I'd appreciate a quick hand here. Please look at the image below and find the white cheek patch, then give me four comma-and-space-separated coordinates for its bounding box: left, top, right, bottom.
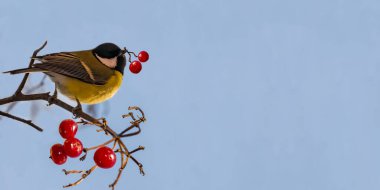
95, 54, 117, 68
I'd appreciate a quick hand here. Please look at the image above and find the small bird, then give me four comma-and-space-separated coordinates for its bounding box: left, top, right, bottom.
4, 43, 127, 105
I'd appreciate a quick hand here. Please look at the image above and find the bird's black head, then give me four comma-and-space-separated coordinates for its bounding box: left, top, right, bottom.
93, 43, 122, 58
93, 43, 127, 75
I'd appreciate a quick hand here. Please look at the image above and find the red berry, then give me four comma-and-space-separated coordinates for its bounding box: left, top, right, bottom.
63, 138, 83, 158
59, 119, 78, 139
129, 61, 142, 74
50, 144, 67, 165
138, 51, 149, 62
94, 146, 117, 169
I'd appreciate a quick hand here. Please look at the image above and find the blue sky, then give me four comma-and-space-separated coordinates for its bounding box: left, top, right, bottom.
1, 0, 380, 190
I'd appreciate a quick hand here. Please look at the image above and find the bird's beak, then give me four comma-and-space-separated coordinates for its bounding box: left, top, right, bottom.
120, 47, 127, 55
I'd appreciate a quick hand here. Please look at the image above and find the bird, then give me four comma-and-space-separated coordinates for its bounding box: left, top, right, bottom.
4, 43, 127, 105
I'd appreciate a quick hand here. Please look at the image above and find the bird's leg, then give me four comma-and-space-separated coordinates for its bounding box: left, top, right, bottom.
72, 98, 83, 118
47, 86, 58, 106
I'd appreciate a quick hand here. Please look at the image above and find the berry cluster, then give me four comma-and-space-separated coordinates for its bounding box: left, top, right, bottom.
50, 119, 82, 165
128, 50, 150, 74
50, 119, 117, 169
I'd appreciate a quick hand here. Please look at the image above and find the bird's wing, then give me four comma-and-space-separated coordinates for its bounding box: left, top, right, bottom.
33, 52, 112, 85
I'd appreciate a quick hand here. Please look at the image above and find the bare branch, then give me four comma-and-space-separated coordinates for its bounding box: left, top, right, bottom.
0, 75, 48, 121
15, 41, 47, 95
0, 111, 43, 131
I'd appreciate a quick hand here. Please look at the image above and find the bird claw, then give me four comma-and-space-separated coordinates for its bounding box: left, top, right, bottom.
47, 88, 58, 106
72, 98, 82, 118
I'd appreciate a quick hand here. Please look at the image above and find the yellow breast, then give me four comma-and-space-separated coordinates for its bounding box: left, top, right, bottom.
51, 71, 123, 104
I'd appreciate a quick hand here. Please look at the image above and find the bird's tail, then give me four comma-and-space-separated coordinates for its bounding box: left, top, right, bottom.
3, 67, 44, 74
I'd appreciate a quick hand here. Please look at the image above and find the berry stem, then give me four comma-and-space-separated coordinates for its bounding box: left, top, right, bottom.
110, 141, 129, 189
122, 47, 138, 63
84, 138, 116, 152
114, 143, 145, 175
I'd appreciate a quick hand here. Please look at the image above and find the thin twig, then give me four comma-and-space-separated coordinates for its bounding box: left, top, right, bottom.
0, 111, 43, 131
80, 138, 116, 161
63, 165, 97, 188
110, 141, 129, 189
63, 169, 86, 175
129, 146, 145, 154
116, 146, 145, 175
15, 41, 47, 95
